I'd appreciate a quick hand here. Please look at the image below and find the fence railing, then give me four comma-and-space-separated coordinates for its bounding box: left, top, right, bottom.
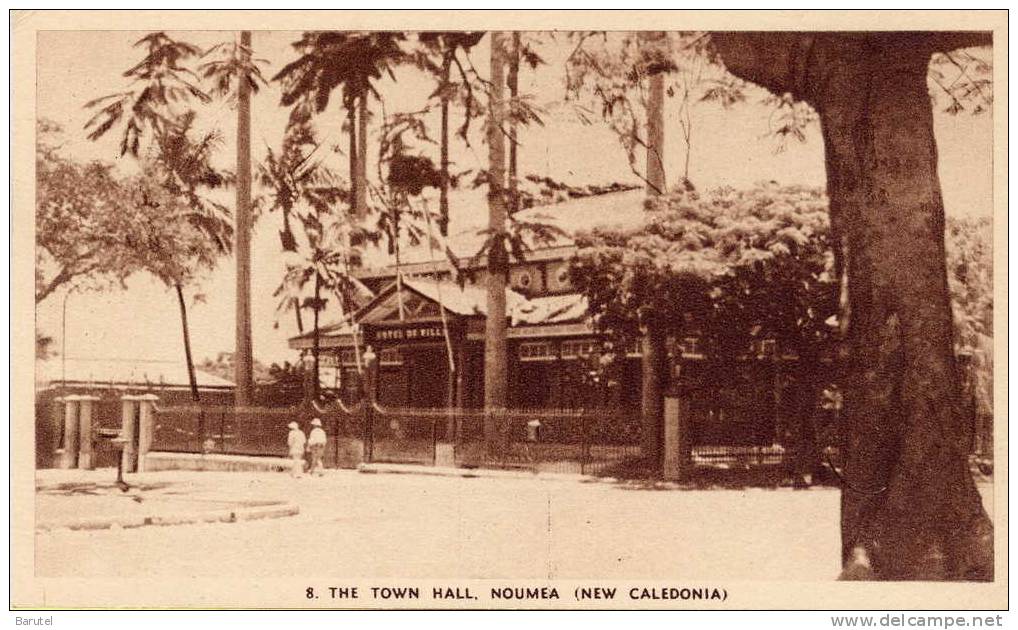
151, 402, 644, 475
150, 400, 850, 477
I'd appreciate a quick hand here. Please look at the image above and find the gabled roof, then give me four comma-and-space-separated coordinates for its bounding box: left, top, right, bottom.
401, 277, 529, 317
287, 276, 590, 347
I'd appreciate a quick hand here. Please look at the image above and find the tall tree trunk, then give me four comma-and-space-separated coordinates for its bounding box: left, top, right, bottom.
234, 30, 254, 406
640, 328, 666, 470
293, 297, 304, 334
348, 104, 358, 220
644, 32, 667, 196
311, 273, 322, 401
713, 31, 993, 581
483, 31, 509, 446
174, 283, 200, 403
836, 40, 991, 582
640, 32, 668, 472
357, 92, 369, 217
508, 31, 521, 215
439, 54, 452, 237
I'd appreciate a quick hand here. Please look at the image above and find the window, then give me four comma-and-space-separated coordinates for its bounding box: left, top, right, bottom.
555, 266, 571, 289
513, 270, 533, 290
519, 341, 555, 362
337, 348, 359, 366
380, 348, 403, 366
561, 339, 598, 359
679, 337, 703, 357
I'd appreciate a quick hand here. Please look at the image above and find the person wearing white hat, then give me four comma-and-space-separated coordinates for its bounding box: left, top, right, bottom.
307, 418, 328, 477
286, 421, 307, 478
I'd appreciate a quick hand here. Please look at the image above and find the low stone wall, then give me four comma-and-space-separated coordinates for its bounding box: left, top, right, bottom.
144, 451, 292, 473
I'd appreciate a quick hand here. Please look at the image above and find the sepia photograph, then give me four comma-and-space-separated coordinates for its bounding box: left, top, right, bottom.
10, 9, 1007, 614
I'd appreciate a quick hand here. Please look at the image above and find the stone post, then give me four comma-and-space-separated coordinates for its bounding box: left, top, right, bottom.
136, 394, 159, 472
76, 395, 100, 470
49, 397, 65, 468
120, 395, 139, 473
663, 396, 693, 481
59, 395, 81, 469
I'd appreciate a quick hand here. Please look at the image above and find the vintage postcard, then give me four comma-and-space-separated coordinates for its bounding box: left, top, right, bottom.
11, 10, 1008, 612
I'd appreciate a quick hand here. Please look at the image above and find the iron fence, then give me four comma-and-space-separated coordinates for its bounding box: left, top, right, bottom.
151, 399, 847, 477
151, 401, 645, 474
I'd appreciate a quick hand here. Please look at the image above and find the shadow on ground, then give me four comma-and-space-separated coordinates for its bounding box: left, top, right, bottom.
37, 481, 174, 496
595, 457, 843, 491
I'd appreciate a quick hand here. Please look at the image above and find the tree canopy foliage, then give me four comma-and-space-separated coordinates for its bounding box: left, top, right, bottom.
570, 183, 836, 363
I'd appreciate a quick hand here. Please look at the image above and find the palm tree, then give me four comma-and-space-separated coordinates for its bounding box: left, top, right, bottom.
259, 115, 367, 396
85, 32, 210, 155
200, 31, 268, 406
135, 117, 234, 402
505, 32, 546, 215
413, 32, 484, 236
274, 31, 406, 221
85, 32, 230, 402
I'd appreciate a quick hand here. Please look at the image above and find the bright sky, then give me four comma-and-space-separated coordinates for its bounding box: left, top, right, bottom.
34, 31, 994, 369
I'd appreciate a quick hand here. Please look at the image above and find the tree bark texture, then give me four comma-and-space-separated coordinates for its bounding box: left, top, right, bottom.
640, 327, 666, 470
174, 283, 200, 403
713, 31, 993, 581
484, 32, 509, 445
348, 104, 358, 220
508, 31, 521, 215
641, 32, 668, 472
439, 54, 452, 236
645, 68, 666, 196
234, 30, 254, 406
357, 92, 369, 217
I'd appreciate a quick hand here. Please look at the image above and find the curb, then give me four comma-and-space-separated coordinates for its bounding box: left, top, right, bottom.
144, 451, 293, 473
357, 462, 618, 484
36, 501, 300, 532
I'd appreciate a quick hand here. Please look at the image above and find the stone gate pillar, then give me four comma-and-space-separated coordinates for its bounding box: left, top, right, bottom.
76, 395, 100, 470
136, 394, 159, 472
120, 395, 140, 473
58, 395, 82, 469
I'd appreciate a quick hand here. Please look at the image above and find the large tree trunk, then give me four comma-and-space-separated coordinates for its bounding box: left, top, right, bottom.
174, 283, 200, 403
640, 327, 666, 471
483, 31, 509, 446
644, 31, 667, 196
439, 54, 452, 237
640, 33, 668, 472
713, 31, 993, 581
234, 30, 254, 406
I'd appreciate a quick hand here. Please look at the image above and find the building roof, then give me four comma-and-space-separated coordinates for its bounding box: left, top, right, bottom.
288, 277, 591, 348
511, 293, 589, 326
36, 357, 235, 389
401, 277, 529, 317
356, 188, 648, 278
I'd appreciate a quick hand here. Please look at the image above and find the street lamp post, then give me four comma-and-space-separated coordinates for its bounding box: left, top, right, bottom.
61, 286, 77, 393
301, 351, 317, 406
361, 346, 377, 463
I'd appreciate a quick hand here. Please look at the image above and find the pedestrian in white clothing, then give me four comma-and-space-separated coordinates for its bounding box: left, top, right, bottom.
308, 418, 328, 477
287, 421, 307, 478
